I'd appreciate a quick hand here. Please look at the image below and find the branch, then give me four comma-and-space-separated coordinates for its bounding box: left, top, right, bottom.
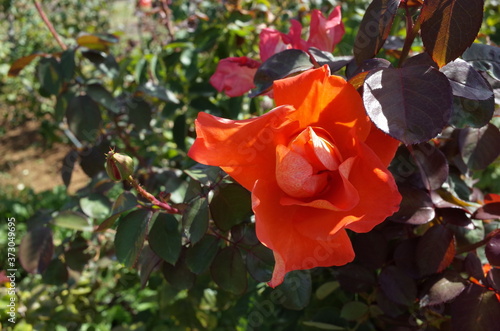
34, 1, 67, 50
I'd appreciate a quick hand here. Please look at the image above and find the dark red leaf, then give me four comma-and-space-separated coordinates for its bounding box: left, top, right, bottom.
450, 284, 500, 331
19, 227, 54, 274
379, 265, 417, 306
337, 264, 377, 293
459, 124, 500, 170
388, 186, 435, 224
420, 0, 484, 67
473, 202, 500, 220
8, 53, 46, 77
436, 207, 471, 227
440, 59, 493, 100
352, 231, 389, 269
353, 0, 402, 65
363, 65, 452, 144
462, 43, 500, 81
464, 253, 486, 282
417, 225, 456, 276
420, 270, 467, 307
486, 268, 500, 292
412, 143, 449, 191
486, 233, 500, 266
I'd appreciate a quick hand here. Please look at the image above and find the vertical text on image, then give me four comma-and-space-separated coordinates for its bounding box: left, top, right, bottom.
6, 217, 17, 324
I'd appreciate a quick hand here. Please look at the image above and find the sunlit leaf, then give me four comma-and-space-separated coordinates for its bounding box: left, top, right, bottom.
363, 65, 452, 144
485, 233, 500, 266
8, 53, 46, 77
420, 0, 484, 67
459, 124, 500, 170
420, 270, 467, 307
440, 59, 493, 100
182, 196, 209, 244
80, 193, 111, 220
52, 211, 92, 231
462, 43, 500, 80
250, 49, 313, 97
353, 0, 401, 65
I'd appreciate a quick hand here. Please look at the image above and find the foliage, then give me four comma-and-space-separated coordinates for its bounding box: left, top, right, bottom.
1, 0, 500, 330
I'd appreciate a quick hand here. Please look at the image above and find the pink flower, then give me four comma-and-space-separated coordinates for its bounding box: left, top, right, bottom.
209, 57, 261, 97
308, 7, 345, 53
259, 6, 345, 62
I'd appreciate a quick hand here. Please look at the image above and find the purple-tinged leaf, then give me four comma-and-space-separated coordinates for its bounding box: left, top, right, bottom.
138, 245, 162, 288
394, 238, 419, 279
417, 225, 456, 276
66, 95, 102, 143
161, 254, 196, 291
486, 268, 500, 292
462, 43, 500, 81
412, 143, 449, 191
352, 231, 389, 269
388, 186, 435, 225
148, 213, 181, 265
403, 52, 438, 68
19, 227, 54, 274
440, 59, 493, 100
486, 233, 500, 266
473, 202, 500, 220
353, 0, 401, 65
436, 207, 471, 227
464, 253, 485, 282
363, 65, 452, 144
459, 124, 500, 170
420, 0, 484, 67
450, 284, 500, 331
420, 270, 467, 307
186, 235, 220, 274
379, 265, 417, 306
308, 47, 352, 73
337, 264, 377, 293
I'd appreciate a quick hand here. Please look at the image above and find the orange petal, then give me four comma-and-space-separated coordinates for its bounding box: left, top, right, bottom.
252, 179, 355, 287
273, 66, 371, 154
292, 140, 401, 239
188, 105, 299, 190
364, 123, 400, 167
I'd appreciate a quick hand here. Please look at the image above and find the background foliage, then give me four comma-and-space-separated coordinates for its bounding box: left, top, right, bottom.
1, 0, 500, 330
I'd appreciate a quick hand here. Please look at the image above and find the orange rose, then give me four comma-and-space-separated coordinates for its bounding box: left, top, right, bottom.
188, 66, 401, 287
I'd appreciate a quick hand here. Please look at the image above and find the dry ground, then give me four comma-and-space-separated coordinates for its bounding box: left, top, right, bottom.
0, 121, 88, 194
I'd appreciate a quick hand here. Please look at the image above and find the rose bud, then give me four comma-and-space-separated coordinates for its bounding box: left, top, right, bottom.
105, 150, 135, 181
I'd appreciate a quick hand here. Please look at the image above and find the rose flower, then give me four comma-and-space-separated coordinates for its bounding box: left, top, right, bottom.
189, 66, 402, 287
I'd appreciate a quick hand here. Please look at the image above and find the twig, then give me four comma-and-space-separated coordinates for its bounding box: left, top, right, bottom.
33, 1, 67, 50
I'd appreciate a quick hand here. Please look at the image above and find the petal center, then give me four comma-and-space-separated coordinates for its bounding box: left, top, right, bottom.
276, 127, 343, 198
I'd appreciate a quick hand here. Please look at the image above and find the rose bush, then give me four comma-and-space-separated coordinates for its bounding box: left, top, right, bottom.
210, 7, 344, 97
189, 66, 402, 287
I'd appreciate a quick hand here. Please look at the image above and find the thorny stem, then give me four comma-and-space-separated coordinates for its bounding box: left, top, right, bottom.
33, 1, 67, 51
126, 175, 181, 214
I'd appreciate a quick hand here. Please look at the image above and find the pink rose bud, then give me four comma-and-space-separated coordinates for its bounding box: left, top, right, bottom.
105, 149, 135, 181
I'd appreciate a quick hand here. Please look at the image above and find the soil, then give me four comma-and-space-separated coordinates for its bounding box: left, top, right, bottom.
0, 121, 89, 194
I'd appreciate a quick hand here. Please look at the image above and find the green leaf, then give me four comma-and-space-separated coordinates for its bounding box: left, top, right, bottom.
55, 91, 74, 123
127, 97, 152, 131
182, 196, 209, 244
363, 65, 452, 144
184, 165, 221, 186
353, 0, 401, 65
80, 193, 111, 220
278, 270, 312, 310
66, 95, 103, 143
186, 235, 220, 274
173, 114, 187, 151
210, 184, 252, 231
462, 43, 500, 80
60, 49, 75, 81
420, 0, 484, 67
210, 247, 247, 295
52, 211, 92, 231
19, 227, 54, 274
148, 213, 181, 265
246, 244, 274, 282
316, 281, 340, 300
250, 49, 313, 97
302, 321, 345, 330
459, 124, 500, 170
96, 192, 138, 232
138, 81, 179, 103
162, 257, 196, 291
42, 258, 69, 285
87, 83, 119, 114
36, 57, 62, 95
340, 301, 369, 321
138, 244, 162, 288
61, 149, 78, 188
115, 209, 152, 268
